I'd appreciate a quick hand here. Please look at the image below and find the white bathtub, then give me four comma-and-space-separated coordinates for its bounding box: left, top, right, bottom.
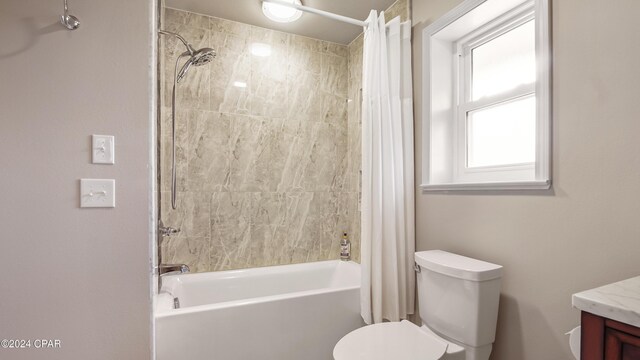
155, 260, 363, 360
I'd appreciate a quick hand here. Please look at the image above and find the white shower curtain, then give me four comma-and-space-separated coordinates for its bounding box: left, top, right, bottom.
360, 11, 415, 325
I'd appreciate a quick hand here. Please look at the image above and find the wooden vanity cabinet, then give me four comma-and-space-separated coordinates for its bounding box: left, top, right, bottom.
581, 311, 640, 360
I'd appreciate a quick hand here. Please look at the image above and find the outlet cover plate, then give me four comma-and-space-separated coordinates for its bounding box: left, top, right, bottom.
80, 179, 115, 208
92, 135, 115, 164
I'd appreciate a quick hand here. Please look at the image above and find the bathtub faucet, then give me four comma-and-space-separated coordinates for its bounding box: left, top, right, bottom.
158, 264, 190, 276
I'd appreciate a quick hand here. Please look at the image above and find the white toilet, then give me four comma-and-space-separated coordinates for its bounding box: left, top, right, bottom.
334, 250, 503, 360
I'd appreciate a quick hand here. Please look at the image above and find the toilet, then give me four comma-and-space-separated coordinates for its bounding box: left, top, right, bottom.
334, 250, 503, 360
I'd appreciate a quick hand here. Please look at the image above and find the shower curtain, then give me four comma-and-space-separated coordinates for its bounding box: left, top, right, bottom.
360, 11, 415, 325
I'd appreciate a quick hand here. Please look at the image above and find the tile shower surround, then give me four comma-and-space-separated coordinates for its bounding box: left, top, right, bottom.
160, 1, 409, 272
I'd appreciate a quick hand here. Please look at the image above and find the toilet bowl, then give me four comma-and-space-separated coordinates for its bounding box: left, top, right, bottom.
333, 251, 503, 360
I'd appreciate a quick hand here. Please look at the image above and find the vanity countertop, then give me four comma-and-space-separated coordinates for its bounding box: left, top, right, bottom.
572, 276, 640, 328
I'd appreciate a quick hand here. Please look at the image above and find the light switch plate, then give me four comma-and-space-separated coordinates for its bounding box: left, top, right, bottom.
92, 135, 115, 164
80, 179, 115, 208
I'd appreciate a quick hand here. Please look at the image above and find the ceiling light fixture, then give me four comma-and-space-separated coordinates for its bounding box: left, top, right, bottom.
233, 81, 247, 88
262, 0, 303, 23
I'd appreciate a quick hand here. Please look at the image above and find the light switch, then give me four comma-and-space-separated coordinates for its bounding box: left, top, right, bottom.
80, 179, 115, 208
92, 135, 115, 164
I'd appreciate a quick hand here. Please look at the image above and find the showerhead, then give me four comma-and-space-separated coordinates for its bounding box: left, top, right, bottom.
176, 47, 216, 83
160, 30, 216, 83
191, 47, 216, 66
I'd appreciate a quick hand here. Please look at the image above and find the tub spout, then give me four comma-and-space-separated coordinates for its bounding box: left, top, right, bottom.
158, 264, 190, 276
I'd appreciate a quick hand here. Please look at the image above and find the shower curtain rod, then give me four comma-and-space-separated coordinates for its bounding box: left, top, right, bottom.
262, 0, 367, 28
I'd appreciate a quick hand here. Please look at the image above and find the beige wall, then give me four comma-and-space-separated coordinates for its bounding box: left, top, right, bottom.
0, 1, 152, 359
413, 0, 640, 359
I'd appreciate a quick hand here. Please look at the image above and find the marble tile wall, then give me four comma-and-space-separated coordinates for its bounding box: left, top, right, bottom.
384, 0, 410, 23
159, 1, 408, 273
159, 8, 358, 272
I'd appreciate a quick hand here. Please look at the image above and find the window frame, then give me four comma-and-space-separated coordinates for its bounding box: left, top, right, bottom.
421, 0, 551, 191
453, 5, 536, 183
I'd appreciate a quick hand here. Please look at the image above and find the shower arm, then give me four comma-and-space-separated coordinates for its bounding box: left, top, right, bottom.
159, 30, 195, 56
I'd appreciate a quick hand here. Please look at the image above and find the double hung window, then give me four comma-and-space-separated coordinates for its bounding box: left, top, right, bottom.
422, 0, 551, 190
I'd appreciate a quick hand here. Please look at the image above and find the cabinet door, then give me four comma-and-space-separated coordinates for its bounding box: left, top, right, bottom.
604, 328, 640, 360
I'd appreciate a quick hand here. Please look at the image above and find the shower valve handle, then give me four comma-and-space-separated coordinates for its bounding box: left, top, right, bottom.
159, 226, 180, 237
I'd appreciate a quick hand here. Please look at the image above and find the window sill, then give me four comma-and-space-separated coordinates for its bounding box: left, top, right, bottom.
420, 179, 551, 191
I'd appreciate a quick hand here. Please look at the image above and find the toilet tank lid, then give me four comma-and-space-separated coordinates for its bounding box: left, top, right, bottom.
415, 250, 503, 281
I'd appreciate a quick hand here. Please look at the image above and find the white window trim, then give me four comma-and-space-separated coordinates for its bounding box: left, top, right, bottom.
420, 0, 551, 191
454, 6, 536, 183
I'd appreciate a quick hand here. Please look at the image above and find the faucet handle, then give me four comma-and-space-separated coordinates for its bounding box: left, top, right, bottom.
159, 226, 180, 237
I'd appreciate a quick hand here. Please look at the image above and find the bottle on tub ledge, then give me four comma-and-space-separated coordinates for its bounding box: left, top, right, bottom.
340, 232, 351, 261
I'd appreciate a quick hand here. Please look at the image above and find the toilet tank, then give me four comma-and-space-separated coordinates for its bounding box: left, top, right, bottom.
415, 251, 502, 348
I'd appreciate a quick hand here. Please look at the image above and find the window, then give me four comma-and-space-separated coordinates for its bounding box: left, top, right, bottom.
422, 0, 551, 190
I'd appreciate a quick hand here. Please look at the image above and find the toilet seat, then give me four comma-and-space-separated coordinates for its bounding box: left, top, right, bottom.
333, 320, 449, 360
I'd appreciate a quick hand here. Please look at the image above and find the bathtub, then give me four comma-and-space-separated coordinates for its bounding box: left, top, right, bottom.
155, 260, 363, 360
